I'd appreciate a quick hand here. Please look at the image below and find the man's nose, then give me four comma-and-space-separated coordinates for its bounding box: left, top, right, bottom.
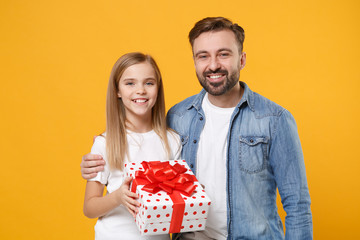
209, 57, 221, 72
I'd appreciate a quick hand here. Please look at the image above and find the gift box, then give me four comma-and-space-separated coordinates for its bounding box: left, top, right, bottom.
124, 160, 211, 236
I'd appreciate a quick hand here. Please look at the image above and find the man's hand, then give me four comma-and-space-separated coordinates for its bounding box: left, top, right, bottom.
81, 154, 106, 180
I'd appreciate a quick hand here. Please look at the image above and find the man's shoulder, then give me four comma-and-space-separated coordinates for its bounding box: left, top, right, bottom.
250, 91, 287, 118
166, 93, 202, 132
168, 93, 200, 115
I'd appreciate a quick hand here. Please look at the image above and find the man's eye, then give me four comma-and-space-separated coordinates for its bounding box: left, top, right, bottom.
220, 53, 229, 57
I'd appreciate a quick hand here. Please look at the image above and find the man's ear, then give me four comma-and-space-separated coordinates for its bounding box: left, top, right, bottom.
239, 52, 246, 70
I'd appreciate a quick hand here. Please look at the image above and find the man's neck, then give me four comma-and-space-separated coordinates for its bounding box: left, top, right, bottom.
207, 82, 244, 108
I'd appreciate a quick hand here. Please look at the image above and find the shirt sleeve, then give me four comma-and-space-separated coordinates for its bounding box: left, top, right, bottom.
168, 131, 182, 160
88, 136, 110, 185
269, 110, 313, 240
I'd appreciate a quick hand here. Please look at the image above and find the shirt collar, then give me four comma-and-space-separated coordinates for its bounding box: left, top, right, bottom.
238, 81, 255, 112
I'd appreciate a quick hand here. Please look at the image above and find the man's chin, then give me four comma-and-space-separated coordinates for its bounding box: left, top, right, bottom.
199, 81, 223, 95
204, 85, 227, 96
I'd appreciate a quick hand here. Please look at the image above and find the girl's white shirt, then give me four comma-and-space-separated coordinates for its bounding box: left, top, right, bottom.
88, 130, 181, 240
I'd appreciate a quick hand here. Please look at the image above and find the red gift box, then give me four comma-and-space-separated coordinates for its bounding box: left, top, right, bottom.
124, 160, 211, 236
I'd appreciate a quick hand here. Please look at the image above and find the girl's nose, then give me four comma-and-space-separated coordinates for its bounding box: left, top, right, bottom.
136, 85, 146, 94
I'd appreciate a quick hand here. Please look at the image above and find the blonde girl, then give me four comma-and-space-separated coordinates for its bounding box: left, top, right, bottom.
83, 52, 181, 240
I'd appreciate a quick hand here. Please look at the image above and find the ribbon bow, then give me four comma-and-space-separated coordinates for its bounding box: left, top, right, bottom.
133, 161, 196, 197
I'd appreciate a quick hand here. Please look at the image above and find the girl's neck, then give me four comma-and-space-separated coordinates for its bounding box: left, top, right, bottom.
125, 116, 153, 133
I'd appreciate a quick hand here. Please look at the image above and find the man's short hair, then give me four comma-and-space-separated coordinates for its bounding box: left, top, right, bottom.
188, 17, 245, 53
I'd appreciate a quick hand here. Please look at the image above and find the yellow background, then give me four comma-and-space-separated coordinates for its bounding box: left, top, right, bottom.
1, 0, 359, 239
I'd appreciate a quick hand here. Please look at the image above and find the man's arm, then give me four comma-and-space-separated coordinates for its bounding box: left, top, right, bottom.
269, 110, 313, 240
80, 154, 105, 179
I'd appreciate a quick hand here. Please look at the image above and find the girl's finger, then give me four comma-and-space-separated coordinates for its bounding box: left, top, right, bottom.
126, 201, 139, 214
123, 177, 133, 186
125, 195, 141, 208
125, 206, 136, 218
125, 207, 136, 218
125, 190, 139, 199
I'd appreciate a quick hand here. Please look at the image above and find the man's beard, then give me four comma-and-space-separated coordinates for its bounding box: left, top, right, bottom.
197, 69, 239, 96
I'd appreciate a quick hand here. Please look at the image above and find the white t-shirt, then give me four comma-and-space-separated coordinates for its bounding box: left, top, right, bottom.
89, 130, 181, 240
182, 93, 234, 240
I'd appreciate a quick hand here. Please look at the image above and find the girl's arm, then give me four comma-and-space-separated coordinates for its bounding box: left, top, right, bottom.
83, 177, 140, 219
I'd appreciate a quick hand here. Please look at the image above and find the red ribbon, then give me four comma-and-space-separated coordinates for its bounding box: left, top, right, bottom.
130, 161, 197, 233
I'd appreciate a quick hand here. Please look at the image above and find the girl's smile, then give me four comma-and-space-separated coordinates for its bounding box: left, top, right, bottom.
132, 98, 149, 103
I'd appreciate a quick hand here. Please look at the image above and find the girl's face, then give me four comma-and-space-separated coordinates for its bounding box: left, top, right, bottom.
117, 62, 158, 123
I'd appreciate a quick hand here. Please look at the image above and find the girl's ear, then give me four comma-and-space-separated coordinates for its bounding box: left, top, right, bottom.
117, 91, 121, 98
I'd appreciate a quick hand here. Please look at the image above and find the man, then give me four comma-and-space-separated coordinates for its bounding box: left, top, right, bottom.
81, 17, 313, 239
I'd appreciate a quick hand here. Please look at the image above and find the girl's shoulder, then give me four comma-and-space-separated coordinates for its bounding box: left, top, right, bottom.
166, 129, 180, 142
166, 129, 181, 149
91, 134, 106, 153
166, 129, 182, 160
94, 134, 106, 143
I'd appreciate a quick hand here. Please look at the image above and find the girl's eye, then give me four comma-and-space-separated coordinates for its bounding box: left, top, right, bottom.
125, 82, 134, 86
146, 82, 155, 86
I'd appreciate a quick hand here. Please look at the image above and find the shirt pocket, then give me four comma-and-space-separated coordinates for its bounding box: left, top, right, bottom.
239, 136, 269, 173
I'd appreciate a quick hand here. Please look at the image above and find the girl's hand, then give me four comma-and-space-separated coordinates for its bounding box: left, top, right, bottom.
116, 177, 141, 218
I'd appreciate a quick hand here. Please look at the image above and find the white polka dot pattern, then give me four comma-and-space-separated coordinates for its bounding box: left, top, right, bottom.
124, 160, 211, 236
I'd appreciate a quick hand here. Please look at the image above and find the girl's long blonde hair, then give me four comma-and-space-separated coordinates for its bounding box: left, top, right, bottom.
106, 52, 171, 170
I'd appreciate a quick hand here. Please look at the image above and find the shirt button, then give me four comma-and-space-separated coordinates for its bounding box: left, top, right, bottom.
250, 139, 254, 143
190, 164, 194, 168
199, 117, 203, 121
181, 138, 184, 142
193, 140, 197, 144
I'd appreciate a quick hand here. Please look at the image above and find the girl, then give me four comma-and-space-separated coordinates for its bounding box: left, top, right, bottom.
83, 52, 181, 240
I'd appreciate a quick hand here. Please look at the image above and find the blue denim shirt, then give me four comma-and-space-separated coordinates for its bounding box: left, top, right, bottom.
167, 82, 312, 240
